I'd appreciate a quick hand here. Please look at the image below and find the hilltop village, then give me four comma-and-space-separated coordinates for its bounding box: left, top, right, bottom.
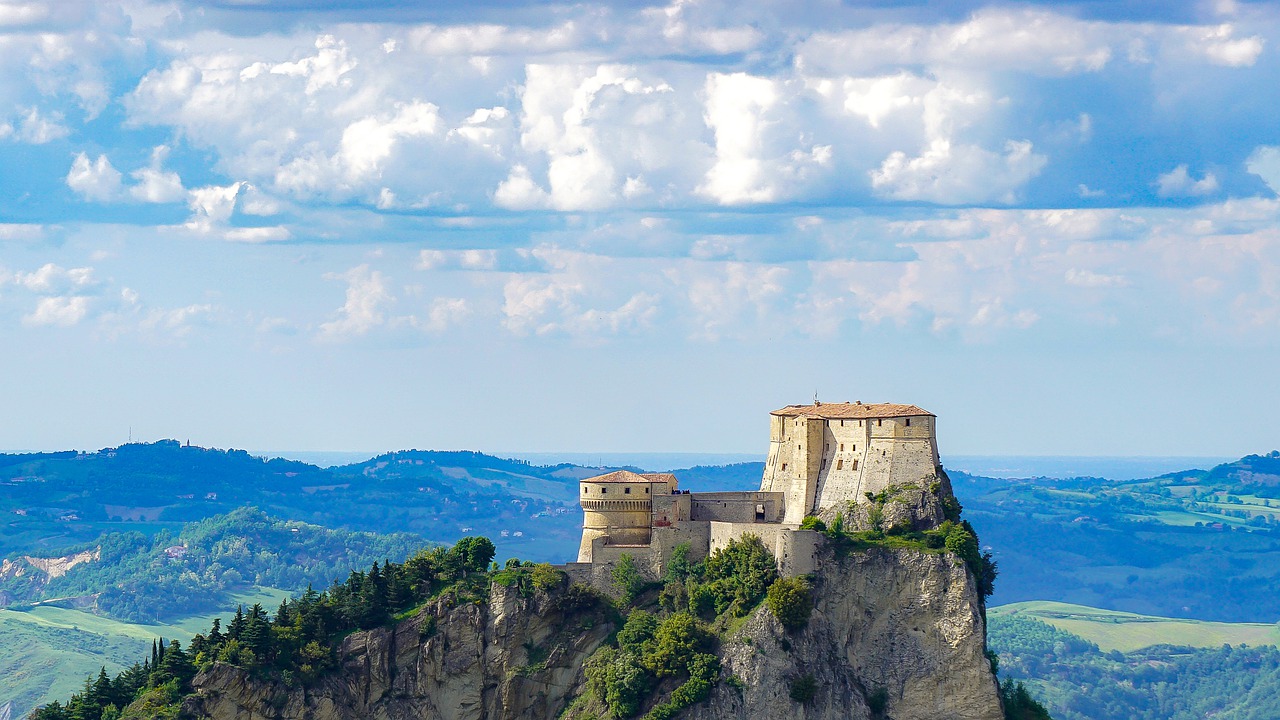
566, 401, 947, 580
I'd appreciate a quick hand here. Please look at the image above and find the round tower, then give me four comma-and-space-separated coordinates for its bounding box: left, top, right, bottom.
577, 470, 660, 562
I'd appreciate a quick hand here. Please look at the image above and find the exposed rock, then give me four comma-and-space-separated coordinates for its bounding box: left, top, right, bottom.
186, 542, 1003, 720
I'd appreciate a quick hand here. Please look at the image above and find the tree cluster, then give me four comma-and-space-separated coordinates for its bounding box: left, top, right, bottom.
30, 537, 496, 719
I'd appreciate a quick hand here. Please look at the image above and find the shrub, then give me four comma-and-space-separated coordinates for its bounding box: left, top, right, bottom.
799, 516, 827, 532
612, 554, 645, 604
766, 577, 813, 631
999, 679, 1052, 720
643, 612, 712, 678
789, 674, 816, 704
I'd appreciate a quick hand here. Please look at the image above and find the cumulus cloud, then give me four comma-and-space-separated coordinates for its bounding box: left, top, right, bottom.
1156, 165, 1219, 197
23, 295, 90, 327
871, 139, 1047, 204
317, 264, 393, 341
129, 146, 186, 203
0, 107, 70, 144
66, 153, 123, 201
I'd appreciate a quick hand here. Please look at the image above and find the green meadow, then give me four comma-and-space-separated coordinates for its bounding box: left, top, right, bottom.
991, 600, 1280, 652
0, 587, 292, 719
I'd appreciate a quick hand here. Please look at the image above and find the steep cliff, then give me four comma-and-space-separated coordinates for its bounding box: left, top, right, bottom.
184, 543, 1003, 720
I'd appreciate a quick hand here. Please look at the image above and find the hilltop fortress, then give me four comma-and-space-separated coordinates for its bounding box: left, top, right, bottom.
571, 401, 949, 579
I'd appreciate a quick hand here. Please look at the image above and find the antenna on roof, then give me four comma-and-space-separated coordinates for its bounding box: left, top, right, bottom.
813, 390, 820, 406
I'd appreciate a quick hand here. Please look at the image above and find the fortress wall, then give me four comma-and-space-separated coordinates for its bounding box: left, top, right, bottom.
775, 528, 822, 576
709, 521, 786, 557
651, 522, 712, 564
814, 419, 872, 516
652, 493, 691, 526
690, 492, 784, 523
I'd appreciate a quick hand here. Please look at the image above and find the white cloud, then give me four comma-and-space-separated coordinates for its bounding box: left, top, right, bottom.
413, 297, 470, 333
699, 72, 779, 205
1190, 24, 1264, 67
0, 224, 44, 241
0, 107, 70, 144
23, 295, 90, 327
9, 263, 96, 294
184, 183, 244, 232
1065, 268, 1129, 288
796, 9, 1115, 77
871, 139, 1047, 204
493, 164, 549, 210
1247, 146, 1280, 194
129, 146, 186, 203
1156, 165, 1219, 197
66, 153, 123, 201
318, 264, 393, 341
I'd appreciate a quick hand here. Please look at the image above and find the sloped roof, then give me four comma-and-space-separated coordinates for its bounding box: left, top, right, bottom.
771, 402, 934, 419
583, 470, 675, 484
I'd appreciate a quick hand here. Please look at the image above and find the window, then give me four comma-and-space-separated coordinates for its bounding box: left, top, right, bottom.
583, 487, 588, 494
877, 419, 882, 426
852, 460, 859, 470
781, 463, 788, 471
906, 418, 911, 426
837, 459, 844, 470
755, 504, 765, 520
625, 487, 631, 494
602, 487, 608, 494
839, 443, 844, 452
645, 487, 649, 494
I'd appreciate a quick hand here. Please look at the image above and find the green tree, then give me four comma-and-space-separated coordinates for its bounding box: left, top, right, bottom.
612, 554, 645, 604
766, 577, 813, 630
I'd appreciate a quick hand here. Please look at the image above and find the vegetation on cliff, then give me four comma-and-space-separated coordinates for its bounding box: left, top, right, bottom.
571, 536, 818, 720
29, 536, 498, 720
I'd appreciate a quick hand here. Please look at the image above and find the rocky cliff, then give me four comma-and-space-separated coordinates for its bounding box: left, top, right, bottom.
184, 542, 1003, 720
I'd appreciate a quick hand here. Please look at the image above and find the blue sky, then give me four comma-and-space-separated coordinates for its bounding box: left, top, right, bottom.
2, 0, 1279, 457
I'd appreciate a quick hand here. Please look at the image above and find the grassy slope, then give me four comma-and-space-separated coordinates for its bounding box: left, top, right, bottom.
0, 587, 292, 719
991, 600, 1280, 652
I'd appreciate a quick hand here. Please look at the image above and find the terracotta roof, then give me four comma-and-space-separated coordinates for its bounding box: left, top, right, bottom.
771, 402, 934, 419
583, 470, 675, 484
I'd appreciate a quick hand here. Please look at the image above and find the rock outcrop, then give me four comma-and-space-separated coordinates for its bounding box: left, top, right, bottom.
185, 542, 1003, 720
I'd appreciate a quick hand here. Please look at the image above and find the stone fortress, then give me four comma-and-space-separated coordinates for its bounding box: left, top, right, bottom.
568, 401, 945, 580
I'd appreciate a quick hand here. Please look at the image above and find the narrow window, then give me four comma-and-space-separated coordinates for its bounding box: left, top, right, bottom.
583, 487, 587, 494
853, 444, 856, 452
852, 460, 859, 470
781, 463, 788, 471
837, 459, 844, 470
839, 443, 844, 452
906, 418, 911, 426
877, 419, 882, 426
625, 487, 631, 494
645, 487, 649, 494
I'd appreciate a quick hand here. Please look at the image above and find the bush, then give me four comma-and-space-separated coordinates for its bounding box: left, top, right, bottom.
766, 577, 813, 630
700, 535, 779, 617
999, 679, 1052, 720
613, 554, 645, 604
799, 516, 827, 532
643, 612, 712, 678
789, 674, 816, 704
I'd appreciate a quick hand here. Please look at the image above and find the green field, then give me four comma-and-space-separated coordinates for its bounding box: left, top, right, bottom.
991, 600, 1280, 652
0, 586, 292, 718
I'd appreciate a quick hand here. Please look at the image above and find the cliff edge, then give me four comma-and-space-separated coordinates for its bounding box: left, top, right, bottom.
184, 542, 1002, 720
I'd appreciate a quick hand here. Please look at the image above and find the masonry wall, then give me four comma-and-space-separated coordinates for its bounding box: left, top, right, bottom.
690, 492, 784, 523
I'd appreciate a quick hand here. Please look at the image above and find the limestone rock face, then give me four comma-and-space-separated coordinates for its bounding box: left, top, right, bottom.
701, 547, 1002, 720
186, 547, 1002, 720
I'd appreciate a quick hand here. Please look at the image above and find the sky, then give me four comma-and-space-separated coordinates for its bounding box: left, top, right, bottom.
2, 0, 1279, 458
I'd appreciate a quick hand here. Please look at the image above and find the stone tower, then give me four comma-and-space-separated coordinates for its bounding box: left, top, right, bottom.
576, 470, 678, 562
760, 402, 939, 524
